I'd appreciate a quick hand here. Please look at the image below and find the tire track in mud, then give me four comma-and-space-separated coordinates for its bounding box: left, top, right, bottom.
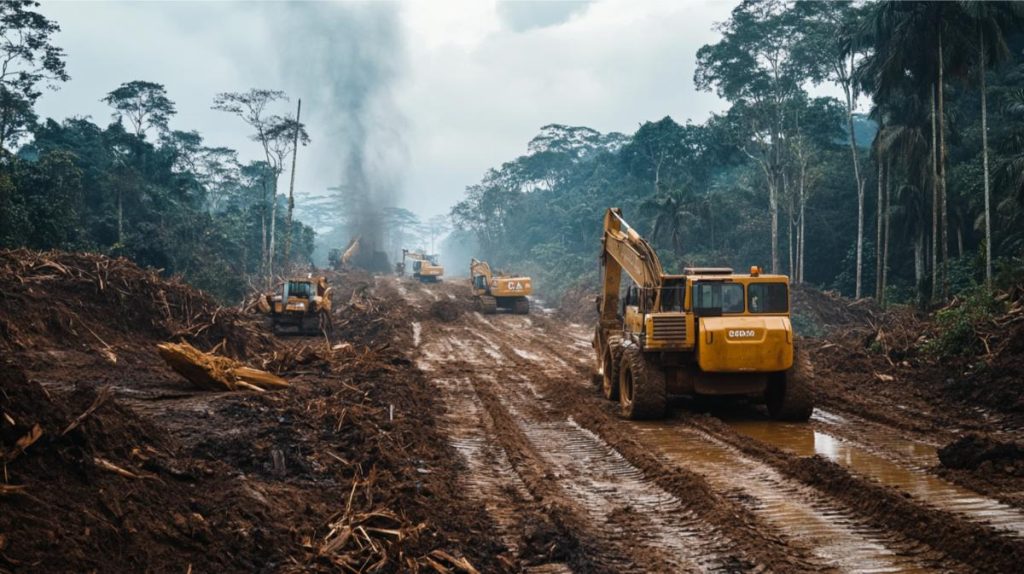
416, 327, 730, 571
475, 316, 962, 574
395, 278, 1023, 571
404, 280, 757, 572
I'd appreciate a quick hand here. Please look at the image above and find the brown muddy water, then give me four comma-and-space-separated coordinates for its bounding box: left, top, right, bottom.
726, 416, 1024, 538
634, 423, 941, 573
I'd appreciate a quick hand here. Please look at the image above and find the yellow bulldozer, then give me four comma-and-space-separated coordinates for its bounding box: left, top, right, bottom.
259, 276, 333, 335
470, 258, 532, 314
402, 249, 444, 282
592, 208, 812, 421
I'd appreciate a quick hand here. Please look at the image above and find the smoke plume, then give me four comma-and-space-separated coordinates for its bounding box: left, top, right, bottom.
272, 2, 407, 266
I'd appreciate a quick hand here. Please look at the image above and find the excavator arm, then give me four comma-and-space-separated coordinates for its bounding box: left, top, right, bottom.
599, 208, 666, 328
469, 258, 493, 284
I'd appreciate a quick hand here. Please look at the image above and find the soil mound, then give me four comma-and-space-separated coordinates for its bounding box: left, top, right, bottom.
0, 248, 272, 359
939, 434, 1024, 476
430, 300, 464, 322
556, 282, 597, 324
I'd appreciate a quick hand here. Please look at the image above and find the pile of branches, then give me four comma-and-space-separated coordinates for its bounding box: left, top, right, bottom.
0, 248, 272, 358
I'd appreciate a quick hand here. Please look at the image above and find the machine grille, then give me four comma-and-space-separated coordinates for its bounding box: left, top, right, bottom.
652, 316, 687, 340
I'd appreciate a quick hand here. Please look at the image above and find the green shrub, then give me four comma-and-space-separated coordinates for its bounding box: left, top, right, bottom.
922, 286, 1006, 358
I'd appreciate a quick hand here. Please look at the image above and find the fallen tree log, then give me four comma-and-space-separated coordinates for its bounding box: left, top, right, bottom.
157, 341, 288, 391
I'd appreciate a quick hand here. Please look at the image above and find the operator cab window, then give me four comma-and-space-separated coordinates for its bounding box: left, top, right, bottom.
693, 282, 744, 314
474, 275, 487, 289
288, 282, 312, 298
748, 283, 788, 313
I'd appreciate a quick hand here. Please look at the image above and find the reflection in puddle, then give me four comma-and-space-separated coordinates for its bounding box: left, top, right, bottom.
634, 423, 935, 572
728, 420, 1024, 537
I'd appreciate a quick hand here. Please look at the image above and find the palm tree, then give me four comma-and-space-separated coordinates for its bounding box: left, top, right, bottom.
957, 1, 1024, 288
860, 0, 972, 302
641, 188, 695, 258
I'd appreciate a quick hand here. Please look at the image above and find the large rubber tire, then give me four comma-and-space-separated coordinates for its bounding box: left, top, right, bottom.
602, 335, 624, 401
766, 349, 814, 421
478, 296, 497, 315
513, 297, 530, 315
618, 343, 667, 420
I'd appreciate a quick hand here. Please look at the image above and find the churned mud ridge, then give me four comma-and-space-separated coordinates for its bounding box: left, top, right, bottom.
461, 328, 819, 572
688, 414, 1024, 573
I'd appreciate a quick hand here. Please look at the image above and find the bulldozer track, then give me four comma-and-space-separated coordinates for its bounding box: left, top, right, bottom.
394, 277, 1023, 572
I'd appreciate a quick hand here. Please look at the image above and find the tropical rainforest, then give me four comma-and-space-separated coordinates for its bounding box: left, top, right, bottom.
451, 0, 1024, 308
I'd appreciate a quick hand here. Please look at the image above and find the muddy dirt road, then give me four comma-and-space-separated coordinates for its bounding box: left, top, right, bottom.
395, 276, 1024, 573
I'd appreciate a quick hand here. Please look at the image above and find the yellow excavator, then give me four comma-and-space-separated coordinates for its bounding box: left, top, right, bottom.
402, 249, 444, 282
470, 258, 532, 314
259, 276, 333, 335
593, 208, 812, 421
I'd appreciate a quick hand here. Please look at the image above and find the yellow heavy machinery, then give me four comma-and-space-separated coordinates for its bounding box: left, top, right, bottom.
402, 249, 444, 282
470, 258, 532, 314
593, 208, 812, 421
259, 276, 333, 335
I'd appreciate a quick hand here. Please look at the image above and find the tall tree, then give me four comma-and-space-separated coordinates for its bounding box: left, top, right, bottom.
696, 0, 806, 274
794, 0, 870, 297
958, 1, 1024, 288
102, 81, 176, 139
0, 0, 69, 151
262, 113, 308, 277
211, 89, 287, 280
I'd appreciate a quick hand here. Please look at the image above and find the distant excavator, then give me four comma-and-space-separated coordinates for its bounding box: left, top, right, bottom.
402, 249, 444, 282
593, 208, 812, 421
470, 258, 532, 314
328, 237, 362, 270
258, 276, 333, 335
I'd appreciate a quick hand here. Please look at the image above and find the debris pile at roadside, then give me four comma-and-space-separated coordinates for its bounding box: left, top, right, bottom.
0, 249, 507, 573
0, 248, 273, 360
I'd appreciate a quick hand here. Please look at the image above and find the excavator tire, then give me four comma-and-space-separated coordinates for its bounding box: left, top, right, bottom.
513, 297, 530, 315
618, 343, 666, 420
766, 348, 814, 421
602, 335, 624, 401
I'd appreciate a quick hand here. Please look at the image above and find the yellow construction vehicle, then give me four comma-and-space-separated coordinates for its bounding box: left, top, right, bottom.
259, 276, 333, 335
402, 249, 444, 282
470, 258, 532, 314
593, 208, 812, 421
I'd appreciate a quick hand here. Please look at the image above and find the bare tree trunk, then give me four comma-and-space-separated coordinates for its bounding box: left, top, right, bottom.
980, 27, 993, 288
930, 85, 939, 303
798, 159, 806, 284
282, 98, 302, 273
769, 178, 779, 274
938, 30, 949, 300
875, 156, 884, 300
117, 188, 124, 246
268, 180, 279, 280
882, 159, 891, 307
844, 74, 866, 299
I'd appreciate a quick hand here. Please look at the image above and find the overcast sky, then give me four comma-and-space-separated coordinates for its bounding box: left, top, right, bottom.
36, 0, 736, 220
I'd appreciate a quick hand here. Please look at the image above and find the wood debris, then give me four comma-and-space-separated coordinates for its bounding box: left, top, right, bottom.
157, 341, 288, 392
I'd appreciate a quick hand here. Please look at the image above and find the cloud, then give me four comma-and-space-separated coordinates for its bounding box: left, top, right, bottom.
497, 1, 591, 32
34, 0, 735, 228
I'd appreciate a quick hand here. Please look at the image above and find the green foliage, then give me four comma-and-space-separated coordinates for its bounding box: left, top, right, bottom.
922, 286, 1006, 358
1, 94, 315, 303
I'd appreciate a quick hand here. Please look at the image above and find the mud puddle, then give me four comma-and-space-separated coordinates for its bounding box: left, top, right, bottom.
727, 418, 1024, 537
633, 423, 942, 573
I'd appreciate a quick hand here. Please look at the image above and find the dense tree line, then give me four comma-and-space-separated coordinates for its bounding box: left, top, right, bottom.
451, 0, 1024, 306
0, 1, 313, 302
